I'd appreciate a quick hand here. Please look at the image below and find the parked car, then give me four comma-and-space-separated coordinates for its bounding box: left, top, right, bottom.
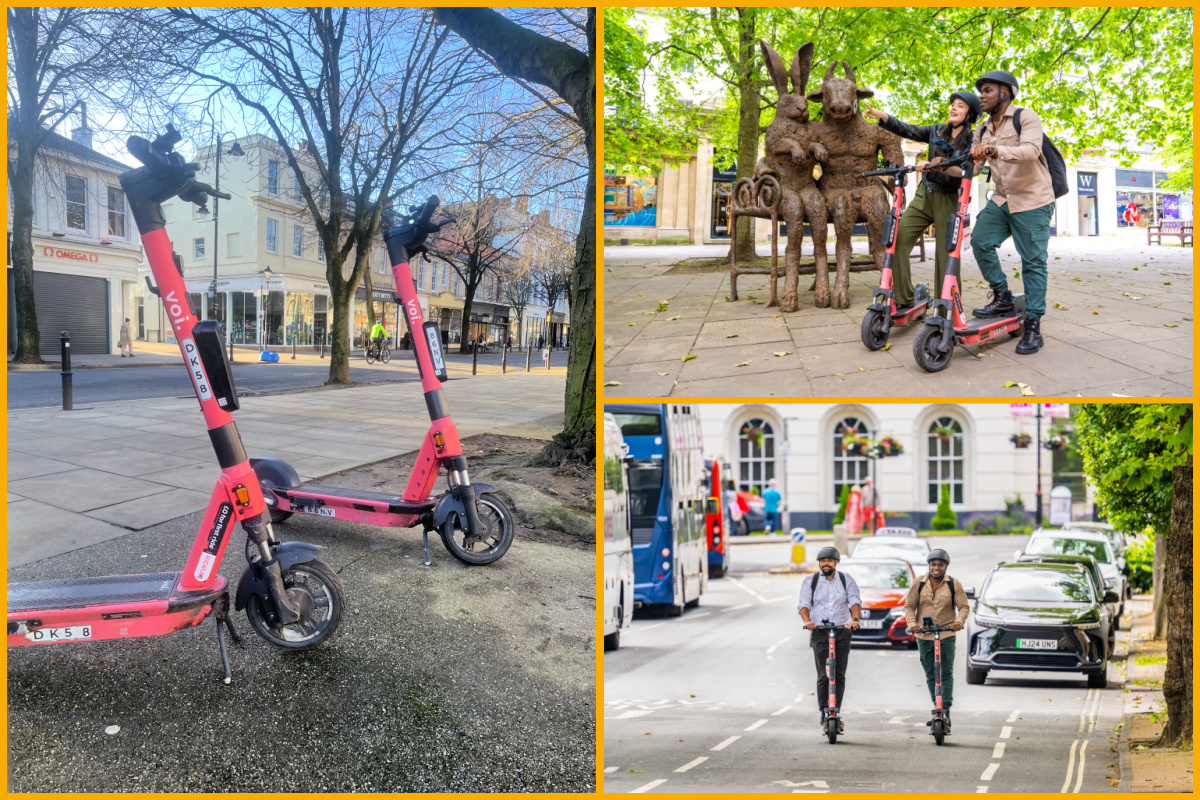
1013, 553, 1117, 646
852, 535, 931, 566
1060, 521, 1127, 562
729, 490, 766, 535
965, 562, 1116, 688
838, 558, 918, 647
1019, 528, 1127, 616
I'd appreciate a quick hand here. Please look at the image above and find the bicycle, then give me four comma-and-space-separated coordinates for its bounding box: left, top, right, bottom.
365, 340, 391, 364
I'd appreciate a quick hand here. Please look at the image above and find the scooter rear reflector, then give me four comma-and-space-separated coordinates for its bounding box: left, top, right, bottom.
423, 321, 448, 382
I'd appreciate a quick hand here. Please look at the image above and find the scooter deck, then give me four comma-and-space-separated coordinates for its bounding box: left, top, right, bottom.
8, 573, 227, 645
283, 484, 436, 513
276, 484, 436, 527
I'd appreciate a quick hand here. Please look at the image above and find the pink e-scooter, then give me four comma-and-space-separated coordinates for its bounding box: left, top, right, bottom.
7, 126, 345, 682
249, 196, 515, 567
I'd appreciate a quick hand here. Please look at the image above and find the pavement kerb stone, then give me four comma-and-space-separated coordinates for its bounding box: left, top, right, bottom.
1115, 593, 1173, 793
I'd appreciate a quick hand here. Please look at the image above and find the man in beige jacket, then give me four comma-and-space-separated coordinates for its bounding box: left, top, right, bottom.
904, 548, 970, 730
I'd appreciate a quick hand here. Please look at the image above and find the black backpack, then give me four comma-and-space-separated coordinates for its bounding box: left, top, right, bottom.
1011, 108, 1069, 199
810, 571, 847, 594
917, 575, 956, 600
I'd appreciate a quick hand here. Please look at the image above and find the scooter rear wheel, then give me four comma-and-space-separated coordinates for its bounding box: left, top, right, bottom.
931, 718, 945, 745
440, 492, 515, 565
860, 309, 890, 351
913, 326, 953, 373
826, 717, 838, 744
246, 558, 345, 649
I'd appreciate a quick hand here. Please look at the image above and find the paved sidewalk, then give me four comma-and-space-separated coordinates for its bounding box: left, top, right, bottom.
7, 371, 567, 567
1117, 594, 1192, 793
10, 340, 568, 377
603, 236, 1192, 397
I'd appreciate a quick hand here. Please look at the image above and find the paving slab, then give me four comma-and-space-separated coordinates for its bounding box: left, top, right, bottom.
83, 487, 212, 530
7, 499, 136, 567
53, 448, 201, 477
7, 452, 80, 481
9, 468, 173, 512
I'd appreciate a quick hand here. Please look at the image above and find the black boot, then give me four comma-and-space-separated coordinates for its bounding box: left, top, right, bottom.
972, 289, 1015, 318
1015, 317, 1043, 355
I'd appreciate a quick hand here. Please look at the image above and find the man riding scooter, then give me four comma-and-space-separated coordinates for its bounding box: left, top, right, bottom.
970, 70, 1057, 355
904, 549, 970, 733
799, 547, 862, 733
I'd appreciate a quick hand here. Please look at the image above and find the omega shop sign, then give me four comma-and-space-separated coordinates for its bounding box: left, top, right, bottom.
43, 247, 100, 263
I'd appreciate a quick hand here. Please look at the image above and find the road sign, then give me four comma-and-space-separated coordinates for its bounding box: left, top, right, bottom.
791, 527, 807, 564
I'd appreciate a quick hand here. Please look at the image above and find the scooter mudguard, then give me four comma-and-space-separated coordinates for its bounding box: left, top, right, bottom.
430, 482, 498, 529
248, 457, 302, 491
867, 288, 893, 314
234, 541, 324, 612
914, 283, 931, 304
923, 313, 955, 353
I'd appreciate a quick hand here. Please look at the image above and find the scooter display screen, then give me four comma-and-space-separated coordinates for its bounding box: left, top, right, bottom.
423, 321, 449, 382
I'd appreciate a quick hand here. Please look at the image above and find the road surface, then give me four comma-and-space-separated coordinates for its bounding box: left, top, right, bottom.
603, 536, 1127, 793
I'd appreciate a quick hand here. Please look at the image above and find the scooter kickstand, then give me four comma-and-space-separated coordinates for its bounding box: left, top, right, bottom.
422, 529, 432, 567
958, 343, 982, 360
215, 614, 232, 685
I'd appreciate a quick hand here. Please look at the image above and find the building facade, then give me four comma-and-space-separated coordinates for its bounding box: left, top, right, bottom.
696, 403, 1077, 531
7, 121, 143, 355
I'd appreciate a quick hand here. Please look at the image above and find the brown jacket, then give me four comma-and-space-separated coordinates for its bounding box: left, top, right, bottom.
904, 573, 970, 641
972, 105, 1056, 213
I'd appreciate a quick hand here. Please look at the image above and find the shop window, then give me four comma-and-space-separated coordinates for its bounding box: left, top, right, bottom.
737, 418, 776, 494
107, 186, 126, 238
317, 236, 326, 263
268, 161, 279, 195
832, 417, 869, 506
194, 238, 205, 259
65, 174, 87, 231
293, 225, 304, 258
927, 416, 964, 505
266, 218, 278, 253
710, 181, 732, 239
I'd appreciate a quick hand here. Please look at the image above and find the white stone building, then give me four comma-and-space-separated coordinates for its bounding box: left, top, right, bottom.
6, 120, 143, 355
695, 403, 1076, 530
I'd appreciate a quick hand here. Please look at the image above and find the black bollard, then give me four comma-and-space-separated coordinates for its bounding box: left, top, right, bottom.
525, 345, 532, 373
228, 324, 234, 364
320, 332, 326, 359
60, 330, 73, 410
291, 334, 296, 360
471, 340, 478, 376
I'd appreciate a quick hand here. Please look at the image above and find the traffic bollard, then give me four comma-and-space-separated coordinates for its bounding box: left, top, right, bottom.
60, 330, 73, 411
546, 347, 551, 371
525, 346, 532, 372
471, 340, 478, 376
320, 332, 326, 358
228, 326, 234, 363
501, 343, 508, 374
291, 335, 296, 360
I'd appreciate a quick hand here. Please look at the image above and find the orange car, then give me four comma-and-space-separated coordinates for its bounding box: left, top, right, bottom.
838, 558, 918, 647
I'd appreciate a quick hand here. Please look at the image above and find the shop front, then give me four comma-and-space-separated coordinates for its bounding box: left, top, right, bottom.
426, 290, 464, 346
185, 275, 329, 347
353, 286, 403, 347
710, 163, 737, 240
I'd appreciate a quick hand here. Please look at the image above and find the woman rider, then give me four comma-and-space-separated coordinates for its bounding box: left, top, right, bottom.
863, 91, 981, 311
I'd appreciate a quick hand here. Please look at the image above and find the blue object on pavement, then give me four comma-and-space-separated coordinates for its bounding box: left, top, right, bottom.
259, 350, 280, 363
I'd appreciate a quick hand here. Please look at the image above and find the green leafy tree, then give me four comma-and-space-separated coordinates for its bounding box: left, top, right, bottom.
930, 485, 957, 531
832, 485, 850, 525
1075, 403, 1192, 747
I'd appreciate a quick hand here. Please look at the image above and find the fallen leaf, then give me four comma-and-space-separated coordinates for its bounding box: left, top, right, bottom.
727, 334, 738, 339
655, 302, 669, 312
1053, 301, 1067, 310
1111, 780, 1120, 787
667, 315, 681, 321
773, 351, 791, 357
657, 371, 670, 376
857, 366, 864, 371
734, 360, 751, 367
603, 381, 621, 387
637, 293, 644, 297
1092, 311, 1100, 315
881, 342, 892, 351
629, 322, 636, 326
1165, 323, 1179, 328
681, 353, 697, 362
1073, 277, 1082, 282
824, 337, 834, 341
1131, 295, 1143, 300
1164, 281, 1172, 286
1003, 380, 1034, 396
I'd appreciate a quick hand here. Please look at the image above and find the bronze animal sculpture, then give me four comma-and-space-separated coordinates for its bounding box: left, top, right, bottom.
807, 61, 904, 309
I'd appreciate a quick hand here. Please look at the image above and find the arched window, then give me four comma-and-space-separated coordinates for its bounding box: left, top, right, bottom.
737, 418, 775, 493
928, 416, 965, 505
833, 417, 870, 506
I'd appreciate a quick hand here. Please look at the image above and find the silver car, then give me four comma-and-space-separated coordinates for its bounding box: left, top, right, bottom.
1019, 529, 1127, 620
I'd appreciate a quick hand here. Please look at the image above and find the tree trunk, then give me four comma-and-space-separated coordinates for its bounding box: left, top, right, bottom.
730, 7, 760, 263
459, 289, 476, 355
327, 267, 353, 384
9, 9, 45, 363
1152, 527, 1167, 638
1159, 454, 1192, 747
363, 270, 377, 330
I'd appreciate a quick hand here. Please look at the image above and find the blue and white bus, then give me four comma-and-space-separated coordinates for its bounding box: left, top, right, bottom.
603, 413, 634, 651
607, 403, 707, 616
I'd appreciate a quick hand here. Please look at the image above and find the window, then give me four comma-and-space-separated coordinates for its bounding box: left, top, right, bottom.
227, 232, 240, 257
453, 275, 461, 297
737, 418, 775, 493
418, 259, 425, 288
317, 236, 326, 263
107, 186, 126, 237
65, 175, 87, 231
194, 238, 206, 259
266, 218, 278, 253
927, 416, 964, 505
293, 225, 304, 258
377, 246, 387, 274
293, 173, 303, 201
268, 161, 279, 195
832, 417, 869, 505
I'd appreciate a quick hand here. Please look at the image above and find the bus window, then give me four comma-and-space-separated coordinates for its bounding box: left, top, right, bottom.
628, 460, 664, 531
613, 413, 662, 437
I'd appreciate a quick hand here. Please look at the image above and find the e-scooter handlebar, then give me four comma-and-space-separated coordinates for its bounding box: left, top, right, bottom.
125, 125, 230, 211
861, 161, 918, 178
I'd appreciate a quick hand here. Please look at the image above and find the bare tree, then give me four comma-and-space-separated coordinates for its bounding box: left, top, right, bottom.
433, 7, 595, 464
502, 270, 537, 350
157, 7, 488, 383
535, 246, 573, 348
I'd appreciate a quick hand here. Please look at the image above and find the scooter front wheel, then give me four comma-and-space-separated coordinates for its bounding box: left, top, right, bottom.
913, 326, 953, 373
931, 718, 945, 745
440, 492, 515, 566
826, 717, 838, 744
246, 558, 345, 649
860, 309, 890, 351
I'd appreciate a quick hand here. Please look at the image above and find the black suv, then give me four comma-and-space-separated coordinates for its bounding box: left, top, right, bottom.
965, 562, 1117, 688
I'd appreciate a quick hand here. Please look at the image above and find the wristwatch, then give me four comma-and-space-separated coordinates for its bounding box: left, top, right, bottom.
985, 145, 997, 157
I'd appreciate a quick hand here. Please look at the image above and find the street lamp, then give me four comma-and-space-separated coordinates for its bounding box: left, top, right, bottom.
200, 135, 244, 348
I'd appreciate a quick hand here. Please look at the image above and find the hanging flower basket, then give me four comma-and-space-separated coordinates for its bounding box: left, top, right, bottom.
1043, 433, 1069, 451
878, 437, 904, 457
1010, 433, 1032, 449
931, 425, 956, 442
742, 423, 765, 450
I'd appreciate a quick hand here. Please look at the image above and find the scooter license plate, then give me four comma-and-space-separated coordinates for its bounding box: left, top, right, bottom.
26, 625, 93, 642
859, 620, 883, 629
1016, 638, 1057, 649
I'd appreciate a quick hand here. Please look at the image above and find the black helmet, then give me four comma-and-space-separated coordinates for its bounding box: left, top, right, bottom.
975, 70, 1019, 100
927, 548, 950, 565
949, 90, 982, 124
816, 546, 841, 562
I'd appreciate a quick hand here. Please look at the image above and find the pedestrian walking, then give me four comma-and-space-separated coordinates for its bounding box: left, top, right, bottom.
860, 477, 878, 534
904, 549, 970, 732
761, 479, 783, 534
537, 334, 545, 350
119, 317, 134, 357
798, 547, 862, 728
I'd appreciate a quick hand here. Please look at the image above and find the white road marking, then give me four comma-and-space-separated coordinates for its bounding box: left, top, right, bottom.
775, 780, 829, 789
991, 742, 1006, 759
744, 718, 769, 731
999, 726, 1012, 739
631, 778, 668, 793
1006, 709, 1021, 723
726, 576, 767, 602
764, 595, 791, 604
721, 603, 754, 613
613, 710, 656, 719
771, 705, 792, 716
674, 756, 708, 773
638, 622, 665, 632
766, 636, 791, 654
1072, 740, 1088, 793
980, 763, 1000, 781
1060, 740, 1079, 793
604, 766, 620, 774
711, 735, 740, 751
976, 787, 989, 793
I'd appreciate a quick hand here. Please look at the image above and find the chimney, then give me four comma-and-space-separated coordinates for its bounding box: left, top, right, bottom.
71, 102, 93, 150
